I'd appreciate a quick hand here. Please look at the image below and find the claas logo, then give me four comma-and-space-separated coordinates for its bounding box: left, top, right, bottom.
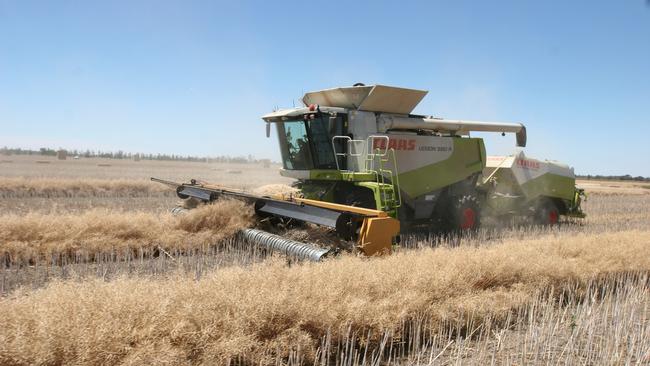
373, 138, 416, 151
516, 159, 540, 169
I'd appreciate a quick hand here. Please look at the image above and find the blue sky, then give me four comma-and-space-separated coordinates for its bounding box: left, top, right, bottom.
0, 1, 649, 175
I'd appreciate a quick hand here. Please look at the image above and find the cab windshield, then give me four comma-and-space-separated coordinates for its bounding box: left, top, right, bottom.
277, 114, 344, 170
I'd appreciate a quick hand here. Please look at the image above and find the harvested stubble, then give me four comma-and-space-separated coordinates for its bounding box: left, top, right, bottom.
1, 156, 292, 189
0, 200, 255, 263
0, 177, 171, 199
0, 177, 299, 200
393, 272, 650, 365
0, 195, 178, 215
0, 180, 298, 215
0, 231, 648, 365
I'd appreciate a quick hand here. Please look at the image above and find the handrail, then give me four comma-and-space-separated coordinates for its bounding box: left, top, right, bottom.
331, 135, 402, 212
376, 150, 387, 206
389, 149, 402, 208
367, 135, 389, 157
364, 135, 389, 172
331, 135, 365, 171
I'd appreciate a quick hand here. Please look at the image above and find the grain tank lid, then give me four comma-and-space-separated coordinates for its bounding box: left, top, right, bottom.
302, 85, 428, 114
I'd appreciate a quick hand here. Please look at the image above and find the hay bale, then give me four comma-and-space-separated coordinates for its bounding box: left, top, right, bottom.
56, 150, 67, 160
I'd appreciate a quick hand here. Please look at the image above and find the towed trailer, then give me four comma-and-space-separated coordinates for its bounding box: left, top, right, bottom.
480, 152, 586, 225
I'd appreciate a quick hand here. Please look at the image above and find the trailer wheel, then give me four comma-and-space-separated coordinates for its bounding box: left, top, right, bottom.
446, 195, 481, 233
535, 199, 560, 226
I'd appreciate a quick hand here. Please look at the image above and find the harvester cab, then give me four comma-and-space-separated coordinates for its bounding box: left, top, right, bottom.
262, 84, 527, 232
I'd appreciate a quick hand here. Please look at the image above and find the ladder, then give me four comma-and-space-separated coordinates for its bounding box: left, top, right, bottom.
365, 136, 402, 212
331, 135, 402, 213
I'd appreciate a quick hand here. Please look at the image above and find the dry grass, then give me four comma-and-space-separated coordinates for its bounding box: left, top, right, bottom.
0, 231, 649, 365
0, 200, 255, 263
1, 159, 649, 364
0, 178, 300, 200
394, 272, 650, 365
0, 177, 297, 215
0, 197, 615, 266
0, 196, 178, 215
577, 179, 650, 195
0, 177, 169, 199
0, 155, 292, 189
252, 184, 299, 197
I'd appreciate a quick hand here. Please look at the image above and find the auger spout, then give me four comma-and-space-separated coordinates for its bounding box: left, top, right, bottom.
376, 115, 527, 147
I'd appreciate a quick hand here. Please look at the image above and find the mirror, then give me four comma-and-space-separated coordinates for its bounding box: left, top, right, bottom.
265, 122, 271, 138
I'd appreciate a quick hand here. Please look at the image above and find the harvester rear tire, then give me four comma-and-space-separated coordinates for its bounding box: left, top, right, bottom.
444, 195, 481, 234
535, 199, 560, 226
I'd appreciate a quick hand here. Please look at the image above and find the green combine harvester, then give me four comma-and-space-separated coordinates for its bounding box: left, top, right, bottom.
482, 153, 585, 225
261, 83, 585, 232
155, 83, 585, 260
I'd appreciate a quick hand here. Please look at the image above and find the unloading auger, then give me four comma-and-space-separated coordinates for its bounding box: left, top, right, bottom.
151, 178, 400, 261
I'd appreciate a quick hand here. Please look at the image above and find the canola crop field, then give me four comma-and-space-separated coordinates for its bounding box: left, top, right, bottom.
0, 155, 649, 365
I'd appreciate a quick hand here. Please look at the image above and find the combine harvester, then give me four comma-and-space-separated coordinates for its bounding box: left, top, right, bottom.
482, 153, 585, 225
154, 84, 584, 260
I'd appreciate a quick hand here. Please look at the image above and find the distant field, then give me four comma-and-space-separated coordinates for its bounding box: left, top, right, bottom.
0, 154, 292, 187
0, 156, 649, 365
577, 178, 650, 195
0, 155, 292, 214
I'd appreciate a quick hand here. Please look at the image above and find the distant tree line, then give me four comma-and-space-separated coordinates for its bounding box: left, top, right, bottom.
577, 174, 650, 182
0, 146, 272, 164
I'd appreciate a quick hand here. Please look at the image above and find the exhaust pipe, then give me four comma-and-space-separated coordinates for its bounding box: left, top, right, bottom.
241, 228, 329, 262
